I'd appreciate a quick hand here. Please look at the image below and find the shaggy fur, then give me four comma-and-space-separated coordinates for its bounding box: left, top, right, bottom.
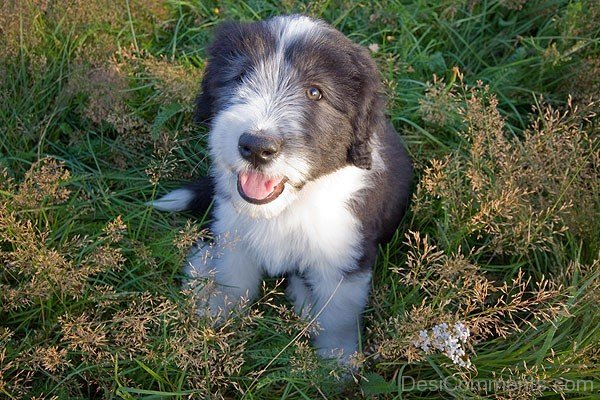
152, 15, 413, 363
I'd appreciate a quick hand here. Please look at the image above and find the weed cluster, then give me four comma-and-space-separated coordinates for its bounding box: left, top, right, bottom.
0, 161, 333, 398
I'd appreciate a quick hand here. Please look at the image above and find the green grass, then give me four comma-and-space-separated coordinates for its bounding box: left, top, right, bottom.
1, 1, 599, 399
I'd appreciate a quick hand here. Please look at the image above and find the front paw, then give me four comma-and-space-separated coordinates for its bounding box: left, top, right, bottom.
314, 334, 361, 368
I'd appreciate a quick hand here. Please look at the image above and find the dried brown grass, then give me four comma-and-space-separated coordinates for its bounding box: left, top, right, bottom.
414, 81, 599, 257
0, 159, 326, 397
365, 75, 599, 394
0, 0, 170, 60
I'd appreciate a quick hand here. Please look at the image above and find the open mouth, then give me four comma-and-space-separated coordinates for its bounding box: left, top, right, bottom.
237, 171, 287, 205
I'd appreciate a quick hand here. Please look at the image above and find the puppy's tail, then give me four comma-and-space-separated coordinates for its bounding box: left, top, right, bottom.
149, 176, 214, 216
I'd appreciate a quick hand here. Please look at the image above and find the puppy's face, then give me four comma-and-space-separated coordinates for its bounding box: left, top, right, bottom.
198, 15, 383, 218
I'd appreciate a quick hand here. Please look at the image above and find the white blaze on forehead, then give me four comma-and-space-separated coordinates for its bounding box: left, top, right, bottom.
269, 15, 322, 49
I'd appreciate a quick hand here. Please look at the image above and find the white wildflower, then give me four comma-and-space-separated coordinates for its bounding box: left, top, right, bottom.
368, 43, 379, 53
412, 321, 472, 368
454, 321, 470, 342
413, 329, 431, 352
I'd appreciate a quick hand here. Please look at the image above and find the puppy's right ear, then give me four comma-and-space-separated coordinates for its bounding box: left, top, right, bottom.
193, 73, 215, 124
193, 21, 244, 124
193, 42, 219, 124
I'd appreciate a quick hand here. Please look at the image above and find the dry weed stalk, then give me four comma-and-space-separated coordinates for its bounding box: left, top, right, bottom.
13, 158, 71, 209
369, 78, 597, 376
0, 160, 128, 310
414, 83, 599, 256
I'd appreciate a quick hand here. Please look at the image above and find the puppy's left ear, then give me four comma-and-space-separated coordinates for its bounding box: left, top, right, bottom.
348, 45, 385, 170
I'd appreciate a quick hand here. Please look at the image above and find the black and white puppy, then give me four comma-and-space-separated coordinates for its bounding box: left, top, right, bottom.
152, 15, 412, 363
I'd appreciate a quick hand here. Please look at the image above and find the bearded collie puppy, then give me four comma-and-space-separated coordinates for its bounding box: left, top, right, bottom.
152, 14, 412, 364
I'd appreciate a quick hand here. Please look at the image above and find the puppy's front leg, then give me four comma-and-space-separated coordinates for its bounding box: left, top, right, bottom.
302, 270, 372, 364
184, 238, 262, 317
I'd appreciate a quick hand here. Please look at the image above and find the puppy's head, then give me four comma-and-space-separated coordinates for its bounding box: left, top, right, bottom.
197, 15, 384, 218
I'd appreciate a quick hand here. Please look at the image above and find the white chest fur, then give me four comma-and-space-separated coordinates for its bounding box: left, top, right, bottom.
212, 165, 369, 277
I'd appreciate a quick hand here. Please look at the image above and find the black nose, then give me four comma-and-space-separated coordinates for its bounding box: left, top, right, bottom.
238, 132, 282, 166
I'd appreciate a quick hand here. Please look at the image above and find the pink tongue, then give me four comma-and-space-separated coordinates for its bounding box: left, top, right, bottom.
239, 171, 279, 200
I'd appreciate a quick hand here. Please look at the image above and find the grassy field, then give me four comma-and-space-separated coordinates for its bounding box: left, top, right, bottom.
1, 0, 599, 398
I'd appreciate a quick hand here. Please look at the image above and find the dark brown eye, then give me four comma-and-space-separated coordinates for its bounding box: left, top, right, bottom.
306, 86, 322, 101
